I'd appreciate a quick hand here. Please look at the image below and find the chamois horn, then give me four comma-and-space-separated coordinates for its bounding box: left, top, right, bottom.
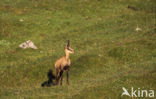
67, 40, 70, 47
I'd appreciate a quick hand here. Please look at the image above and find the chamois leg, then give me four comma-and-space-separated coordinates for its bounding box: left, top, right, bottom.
60, 71, 64, 85
57, 70, 63, 85
66, 70, 69, 85
55, 68, 59, 85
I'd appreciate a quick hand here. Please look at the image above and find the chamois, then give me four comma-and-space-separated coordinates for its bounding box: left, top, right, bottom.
55, 40, 74, 85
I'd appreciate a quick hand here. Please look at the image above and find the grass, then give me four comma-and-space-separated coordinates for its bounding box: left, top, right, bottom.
0, 0, 156, 99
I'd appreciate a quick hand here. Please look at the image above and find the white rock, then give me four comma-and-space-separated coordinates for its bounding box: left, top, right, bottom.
19, 40, 38, 49
136, 26, 142, 31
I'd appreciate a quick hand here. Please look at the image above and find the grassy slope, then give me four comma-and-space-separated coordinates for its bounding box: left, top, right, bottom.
0, 0, 156, 99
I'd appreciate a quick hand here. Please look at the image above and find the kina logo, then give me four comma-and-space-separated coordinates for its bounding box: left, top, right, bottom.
121, 87, 154, 98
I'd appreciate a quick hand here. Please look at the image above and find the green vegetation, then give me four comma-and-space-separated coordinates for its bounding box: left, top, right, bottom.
0, 0, 156, 99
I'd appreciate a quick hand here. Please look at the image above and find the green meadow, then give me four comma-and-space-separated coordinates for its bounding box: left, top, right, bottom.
0, 0, 156, 99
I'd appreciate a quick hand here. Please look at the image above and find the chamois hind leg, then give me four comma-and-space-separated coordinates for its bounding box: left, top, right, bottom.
59, 70, 63, 85
56, 70, 63, 85
66, 70, 69, 85
55, 68, 59, 85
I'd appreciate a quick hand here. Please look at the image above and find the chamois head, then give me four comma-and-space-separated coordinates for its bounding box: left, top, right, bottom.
65, 40, 74, 54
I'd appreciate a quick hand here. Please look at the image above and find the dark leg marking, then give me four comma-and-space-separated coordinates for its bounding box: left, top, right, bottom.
63, 66, 70, 71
